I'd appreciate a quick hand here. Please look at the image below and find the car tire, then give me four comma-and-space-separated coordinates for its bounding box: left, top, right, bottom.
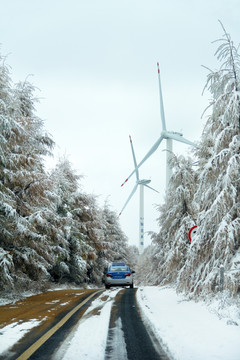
130, 284, 134, 288
105, 284, 110, 289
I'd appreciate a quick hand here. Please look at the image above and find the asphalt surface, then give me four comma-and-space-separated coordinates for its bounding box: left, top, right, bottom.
105, 288, 170, 360
0, 289, 103, 360
26, 291, 102, 360
1, 288, 171, 360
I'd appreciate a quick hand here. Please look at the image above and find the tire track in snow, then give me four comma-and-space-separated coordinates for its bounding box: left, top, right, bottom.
105, 288, 169, 360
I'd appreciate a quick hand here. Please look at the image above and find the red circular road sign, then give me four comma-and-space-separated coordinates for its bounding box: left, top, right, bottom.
188, 226, 197, 243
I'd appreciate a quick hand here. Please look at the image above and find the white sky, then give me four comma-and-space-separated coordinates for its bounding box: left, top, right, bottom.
1, 0, 240, 248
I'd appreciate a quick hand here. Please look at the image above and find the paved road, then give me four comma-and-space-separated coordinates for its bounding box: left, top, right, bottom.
0, 289, 103, 360
105, 288, 170, 360
1, 288, 171, 360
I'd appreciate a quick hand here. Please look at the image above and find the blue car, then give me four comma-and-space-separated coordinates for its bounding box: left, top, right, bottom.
104, 262, 135, 289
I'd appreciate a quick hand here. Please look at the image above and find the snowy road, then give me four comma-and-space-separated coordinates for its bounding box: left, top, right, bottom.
0, 287, 168, 360
0, 286, 240, 360
105, 288, 169, 360
0, 288, 104, 359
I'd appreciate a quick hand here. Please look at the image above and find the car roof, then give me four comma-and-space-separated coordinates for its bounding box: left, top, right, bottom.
111, 262, 126, 266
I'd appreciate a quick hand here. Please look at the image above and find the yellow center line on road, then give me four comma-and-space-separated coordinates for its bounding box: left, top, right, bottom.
16, 289, 103, 360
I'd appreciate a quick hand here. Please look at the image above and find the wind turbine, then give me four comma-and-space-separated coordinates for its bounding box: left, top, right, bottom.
121, 62, 197, 189
119, 135, 159, 254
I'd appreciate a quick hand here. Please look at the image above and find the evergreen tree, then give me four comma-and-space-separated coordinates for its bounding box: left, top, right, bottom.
135, 244, 155, 285
0, 54, 21, 248
126, 245, 139, 271
141, 154, 196, 286
0, 71, 56, 291
178, 24, 240, 296
0, 52, 131, 293
140, 25, 240, 298
102, 201, 128, 262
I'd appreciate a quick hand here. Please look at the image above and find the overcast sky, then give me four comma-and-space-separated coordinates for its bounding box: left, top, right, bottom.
1, 0, 240, 249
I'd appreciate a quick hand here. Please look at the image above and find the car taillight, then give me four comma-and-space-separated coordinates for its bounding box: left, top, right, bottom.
124, 272, 131, 277
106, 273, 112, 277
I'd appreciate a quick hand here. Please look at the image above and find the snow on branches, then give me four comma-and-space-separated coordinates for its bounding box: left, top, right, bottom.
139, 24, 240, 298
0, 54, 129, 293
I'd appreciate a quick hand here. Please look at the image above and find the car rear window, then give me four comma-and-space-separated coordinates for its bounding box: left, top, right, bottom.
109, 266, 128, 272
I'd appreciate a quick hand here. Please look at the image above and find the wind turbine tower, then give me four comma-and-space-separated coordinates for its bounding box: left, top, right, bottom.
121, 63, 197, 190
119, 136, 158, 254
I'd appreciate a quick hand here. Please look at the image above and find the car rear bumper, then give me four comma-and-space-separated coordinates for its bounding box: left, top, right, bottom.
105, 277, 133, 286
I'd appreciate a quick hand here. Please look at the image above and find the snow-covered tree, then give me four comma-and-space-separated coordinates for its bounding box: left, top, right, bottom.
135, 245, 154, 285
48, 160, 129, 285
139, 154, 197, 286
125, 245, 139, 271
138, 25, 240, 298
0, 54, 20, 246
178, 24, 240, 297
101, 200, 128, 262
0, 51, 131, 294
0, 66, 57, 291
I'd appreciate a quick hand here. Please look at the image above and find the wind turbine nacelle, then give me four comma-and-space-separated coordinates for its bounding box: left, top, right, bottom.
170, 131, 183, 136
139, 179, 151, 185
161, 130, 184, 139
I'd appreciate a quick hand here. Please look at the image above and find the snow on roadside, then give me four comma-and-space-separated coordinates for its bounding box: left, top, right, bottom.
1, 286, 239, 360
137, 286, 240, 360
0, 319, 42, 355
53, 288, 121, 360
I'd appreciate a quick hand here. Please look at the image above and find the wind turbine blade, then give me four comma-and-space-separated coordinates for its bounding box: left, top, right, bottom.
166, 132, 198, 147
129, 135, 139, 181
144, 184, 159, 193
119, 183, 138, 215
121, 127, 163, 188
121, 168, 136, 187
157, 62, 166, 131
137, 135, 164, 169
